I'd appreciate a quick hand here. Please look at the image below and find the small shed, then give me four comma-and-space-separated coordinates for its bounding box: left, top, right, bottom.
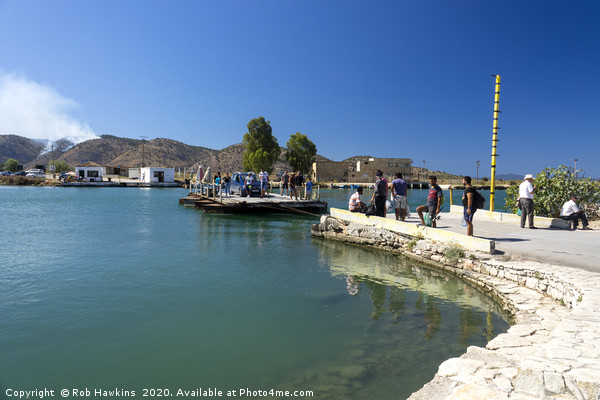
75, 162, 103, 182
139, 167, 175, 183
128, 168, 140, 179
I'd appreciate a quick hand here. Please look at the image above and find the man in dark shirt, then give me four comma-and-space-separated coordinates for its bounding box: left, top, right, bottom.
370, 170, 388, 218
462, 176, 476, 236
391, 172, 408, 221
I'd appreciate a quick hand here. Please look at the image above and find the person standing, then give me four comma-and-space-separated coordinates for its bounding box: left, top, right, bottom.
462, 176, 476, 236
560, 194, 591, 230
294, 172, 304, 200
289, 172, 297, 200
417, 175, 442, 227
259, 168, 269, 198
223, 174, 231, 197
391, 172, 408, 221
244, 173, 254, 197
214, 172, 222, 195
370, 170, 388, 218
305, 177, 314, 200
519, 174, 536, 229
280, 171, 289, 196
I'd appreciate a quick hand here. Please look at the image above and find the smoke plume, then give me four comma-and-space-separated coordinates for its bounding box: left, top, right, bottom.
0, 71, 99, 148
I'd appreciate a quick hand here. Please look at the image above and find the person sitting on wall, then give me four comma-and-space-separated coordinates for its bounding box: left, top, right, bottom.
349, 187, 367, 213
416, 175, 442, 227
560, 194, 591, 230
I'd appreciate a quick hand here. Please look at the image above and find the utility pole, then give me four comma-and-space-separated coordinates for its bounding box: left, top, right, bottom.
139, 136, 149, 168
422, 160, 426, 181
489, 75, 501, 211
574, 158, 578, 179
476, 160, 480, 184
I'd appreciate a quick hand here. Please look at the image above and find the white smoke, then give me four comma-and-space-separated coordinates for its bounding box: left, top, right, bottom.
0, 71, 99, 150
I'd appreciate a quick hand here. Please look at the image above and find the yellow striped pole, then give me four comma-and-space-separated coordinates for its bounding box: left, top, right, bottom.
490, 74, 501, 211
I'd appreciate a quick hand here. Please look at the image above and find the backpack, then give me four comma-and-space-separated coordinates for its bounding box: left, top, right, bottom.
474, 189, 485, 209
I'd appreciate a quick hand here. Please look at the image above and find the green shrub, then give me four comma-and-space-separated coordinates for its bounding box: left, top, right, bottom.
444, 246, 465, 264
504, 165, 600, 219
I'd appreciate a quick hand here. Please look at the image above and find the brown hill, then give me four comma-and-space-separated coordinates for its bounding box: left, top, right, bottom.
0, 135, 45, 165
19, 135, 216, 169
33, 135, 140, 168
110, 137, 217, 168
1, 134, 329, 173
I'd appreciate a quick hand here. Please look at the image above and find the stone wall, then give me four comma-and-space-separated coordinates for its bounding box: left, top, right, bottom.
311, 216, 581, 310
312, 160, 349, 183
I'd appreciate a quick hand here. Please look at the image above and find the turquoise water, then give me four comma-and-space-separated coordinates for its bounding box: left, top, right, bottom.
0, 187, 509, 399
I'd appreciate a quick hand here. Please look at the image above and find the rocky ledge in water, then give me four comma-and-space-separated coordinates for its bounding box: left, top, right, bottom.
312, 216, 600, 399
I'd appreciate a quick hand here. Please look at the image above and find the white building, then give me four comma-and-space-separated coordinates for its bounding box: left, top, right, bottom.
75, 164, 103, 182
138, 167, 175, 183
128, 168, 140, 179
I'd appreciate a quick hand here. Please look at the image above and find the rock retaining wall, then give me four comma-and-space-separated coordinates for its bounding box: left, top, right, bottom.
311, 216, 600, 399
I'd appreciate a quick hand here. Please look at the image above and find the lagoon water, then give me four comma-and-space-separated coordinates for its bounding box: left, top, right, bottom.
0, 186, 509, 399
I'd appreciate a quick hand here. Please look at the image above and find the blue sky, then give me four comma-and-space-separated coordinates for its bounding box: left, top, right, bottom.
0, 0, 598, 178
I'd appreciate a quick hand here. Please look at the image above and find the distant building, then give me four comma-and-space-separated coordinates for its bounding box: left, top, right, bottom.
312, 157, 412, 183
311, 160, 348, 183
103, 166, 129, 176
128, 168, 140, 179
138, 167, 175, 183
75, 162, 103, 182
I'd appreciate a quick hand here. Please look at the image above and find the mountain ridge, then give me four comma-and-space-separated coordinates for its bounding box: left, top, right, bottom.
1, 134, 466, 180
0, 134, 333, 173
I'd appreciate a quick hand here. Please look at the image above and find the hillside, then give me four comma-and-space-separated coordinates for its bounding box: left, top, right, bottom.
34, 135, 141, 168
0, 135, 45, 165
0, 134, 330, 173
110, 137, 217, 168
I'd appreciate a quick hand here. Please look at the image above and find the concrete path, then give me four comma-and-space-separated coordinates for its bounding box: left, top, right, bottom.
393, 212, 600, 273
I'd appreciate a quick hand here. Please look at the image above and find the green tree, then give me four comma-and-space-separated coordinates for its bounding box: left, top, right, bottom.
242, 117, 280, 173
48, 160, 72, 173
504, 165, 600, 219
285, 132, 317, 175
4, 158, 18, 172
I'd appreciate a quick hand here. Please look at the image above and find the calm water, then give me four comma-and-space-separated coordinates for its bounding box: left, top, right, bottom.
0, 186, 509, 400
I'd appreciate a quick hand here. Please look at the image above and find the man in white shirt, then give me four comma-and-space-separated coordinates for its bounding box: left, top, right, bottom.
519, 174, 537, 229
349, 187, 367, 213
560, 194, 590, 230
258, 169, 269, 198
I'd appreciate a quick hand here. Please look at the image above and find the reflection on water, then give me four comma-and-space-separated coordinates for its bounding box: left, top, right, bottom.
276, 239, 512, 399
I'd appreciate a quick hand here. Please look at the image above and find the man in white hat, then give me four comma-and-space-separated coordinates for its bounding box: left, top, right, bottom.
519, 174, 537, 229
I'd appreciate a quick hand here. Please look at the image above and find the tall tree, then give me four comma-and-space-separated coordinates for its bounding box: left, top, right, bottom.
242, 117, 280, 173
286, 132, 317, 175
48, 160, 72, 173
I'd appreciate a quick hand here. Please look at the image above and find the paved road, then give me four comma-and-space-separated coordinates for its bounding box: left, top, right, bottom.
395, 212, 600, 272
